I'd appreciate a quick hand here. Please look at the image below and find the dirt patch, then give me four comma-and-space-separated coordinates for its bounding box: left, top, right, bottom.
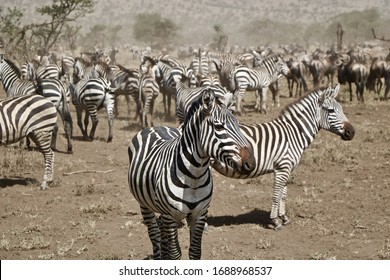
1, 80, 389, 260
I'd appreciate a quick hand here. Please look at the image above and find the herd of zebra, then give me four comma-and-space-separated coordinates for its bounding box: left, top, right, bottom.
5, 41, 388, 259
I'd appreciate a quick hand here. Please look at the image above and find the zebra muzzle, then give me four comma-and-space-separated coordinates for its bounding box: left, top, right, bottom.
341, 121, 355, 141
238, 146, 256, 174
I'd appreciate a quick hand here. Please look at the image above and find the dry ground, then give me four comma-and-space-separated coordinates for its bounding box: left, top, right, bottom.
1, 77, 390, 260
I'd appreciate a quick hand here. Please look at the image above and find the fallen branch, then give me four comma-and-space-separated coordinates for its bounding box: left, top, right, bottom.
63, 169, 115, 176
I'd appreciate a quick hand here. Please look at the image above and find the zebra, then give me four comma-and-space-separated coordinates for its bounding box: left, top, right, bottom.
0, 58, 73, 153
141, 56, 187, 118
21, 60, 60, 81
0, 58, 37, 97
92, 62, 159, 127
189, 48, 212, 86
71, 77, 115, 142
73, 57, 99, 84
174, 77, 235, 124
128, 89, 255, 259
230, 55, 290, 115
212, 84, 355, 230
0, 94, 58, 190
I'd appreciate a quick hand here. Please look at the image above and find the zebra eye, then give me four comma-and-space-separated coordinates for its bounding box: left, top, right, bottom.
214, 122, 225, 131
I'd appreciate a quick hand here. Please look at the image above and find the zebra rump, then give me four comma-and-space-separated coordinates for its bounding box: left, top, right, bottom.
0, 94, 58, 190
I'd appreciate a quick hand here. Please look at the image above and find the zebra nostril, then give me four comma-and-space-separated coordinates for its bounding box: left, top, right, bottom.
243, 162, 251, 171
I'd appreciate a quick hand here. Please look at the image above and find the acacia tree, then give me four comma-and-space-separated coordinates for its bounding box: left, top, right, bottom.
133, 13, 178, 48
0, 0, 94, 61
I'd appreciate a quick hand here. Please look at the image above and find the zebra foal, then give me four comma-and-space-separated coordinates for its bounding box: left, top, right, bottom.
0, 94, 57, 190
212, 84, 355, 229
128, 89, 255, 259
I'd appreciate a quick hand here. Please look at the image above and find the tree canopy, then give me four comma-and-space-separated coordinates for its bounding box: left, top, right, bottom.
0, 0, 94, 61
133, 13, 178, 48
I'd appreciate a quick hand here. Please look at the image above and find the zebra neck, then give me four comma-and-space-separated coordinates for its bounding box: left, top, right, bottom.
176, 114, 211, 180
279, 102, 320, 149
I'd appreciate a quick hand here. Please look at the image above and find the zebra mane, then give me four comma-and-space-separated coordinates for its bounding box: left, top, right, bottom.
279, 86, 325, 118
4, 59, 21, 78
182, 94, 204, 127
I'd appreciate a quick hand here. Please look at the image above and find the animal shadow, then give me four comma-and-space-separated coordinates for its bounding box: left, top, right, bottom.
0, 177, 39, 188
207, 208, 271, 229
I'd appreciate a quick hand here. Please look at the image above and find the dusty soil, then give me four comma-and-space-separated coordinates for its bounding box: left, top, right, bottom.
1, 75, 390, 260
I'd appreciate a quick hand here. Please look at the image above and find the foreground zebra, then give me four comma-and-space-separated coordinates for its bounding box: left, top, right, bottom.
212, 84, 355, 229
128, 90, 255, 259
0, 94, 57, 190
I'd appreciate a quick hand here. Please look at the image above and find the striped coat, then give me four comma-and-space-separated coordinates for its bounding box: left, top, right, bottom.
212, 84, 355, 229
128, 90, 255, 259
0, 94, 58, 189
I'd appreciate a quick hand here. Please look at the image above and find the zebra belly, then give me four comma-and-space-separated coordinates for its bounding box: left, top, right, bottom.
154, 178, 212, 221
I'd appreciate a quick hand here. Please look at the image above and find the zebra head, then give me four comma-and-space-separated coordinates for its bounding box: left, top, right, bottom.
192, 89, 255, 174
318, 84, 355, 141
276, 55, 291, 76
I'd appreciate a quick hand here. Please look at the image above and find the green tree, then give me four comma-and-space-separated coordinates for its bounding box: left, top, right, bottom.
0, 0, 94, 61
133, 13, 178, 47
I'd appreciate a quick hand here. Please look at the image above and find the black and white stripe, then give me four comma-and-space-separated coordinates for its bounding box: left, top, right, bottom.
0, 59, 37, 97
71, 77, 115, 142
212, 84, 355, 229
0, 94, 58, 189
1, 58, 73, 153
230, 55, 290, 114
128, 90, 255, 259
174, 79, 235, 124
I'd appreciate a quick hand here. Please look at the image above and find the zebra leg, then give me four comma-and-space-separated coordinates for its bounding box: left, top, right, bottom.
125, 95, 132, 116
106, 105, 114, 142
51, 123, 59, 152
114, 94, 119, 117
187, 212, 208, 260
88, 115, 98, 141
29, 130, 55, 190
270, 170, 290, 230
278, 184, 291, 226
59, 99, 73, 153
157, 216, 169, 259
235, 87, 246, 115
76, 107, 88, 140
140, 207, 161, 260
259, 87, 268, 114
270, 83, 280, 108
160, 215, 181, 260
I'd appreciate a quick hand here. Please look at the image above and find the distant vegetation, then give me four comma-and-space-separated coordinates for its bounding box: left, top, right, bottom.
1, 0, 389, 60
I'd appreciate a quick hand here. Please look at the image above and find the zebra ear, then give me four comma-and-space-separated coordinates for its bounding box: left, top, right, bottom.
330, 83, 340, 99
202, 88, 216, 114
318, 85, 333, 106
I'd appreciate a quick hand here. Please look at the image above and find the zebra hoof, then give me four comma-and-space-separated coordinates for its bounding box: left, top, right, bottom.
107, 138, 113, 143
40, 183, 49, 190
271, 218, 283, 230
280, 215, 291, 226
